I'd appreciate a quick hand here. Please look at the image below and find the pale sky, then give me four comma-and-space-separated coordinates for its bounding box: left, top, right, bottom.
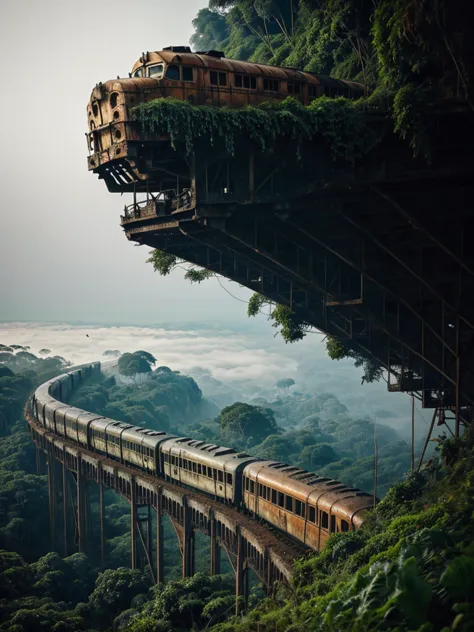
0, 0, 254, 325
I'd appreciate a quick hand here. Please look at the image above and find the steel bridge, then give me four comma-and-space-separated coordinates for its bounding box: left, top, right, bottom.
26, 407, 306, 615
102, 105, 474, 439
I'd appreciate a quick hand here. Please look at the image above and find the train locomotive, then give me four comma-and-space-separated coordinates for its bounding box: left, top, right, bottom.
86, 46, 365, 192
32, 362, 374, 552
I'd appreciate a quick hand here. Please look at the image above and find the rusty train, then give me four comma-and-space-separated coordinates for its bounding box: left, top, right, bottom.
86, 46, 364, 192
32, 362, 374, 552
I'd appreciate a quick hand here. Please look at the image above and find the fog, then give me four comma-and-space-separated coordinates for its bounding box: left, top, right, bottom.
0, 0, 252, 325
0, 321, 431, 439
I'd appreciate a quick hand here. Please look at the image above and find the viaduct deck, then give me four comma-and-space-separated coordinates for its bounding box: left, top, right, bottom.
26, 407, 307, 614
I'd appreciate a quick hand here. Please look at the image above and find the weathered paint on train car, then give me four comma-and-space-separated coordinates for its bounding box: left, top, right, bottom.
86, 48, 364, 178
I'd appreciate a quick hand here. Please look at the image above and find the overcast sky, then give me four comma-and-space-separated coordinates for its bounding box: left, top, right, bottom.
0, 0, 255, 326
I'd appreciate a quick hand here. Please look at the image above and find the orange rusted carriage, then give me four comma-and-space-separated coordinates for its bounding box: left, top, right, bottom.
243, 462, 373, 549
86, 46, 364, 192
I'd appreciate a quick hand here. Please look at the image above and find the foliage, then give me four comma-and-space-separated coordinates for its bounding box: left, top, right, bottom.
248, 293, 313, 343
219, 402, 278, 444
147, 249, 214, 283
210, 433, 474, 632
117, 352, 154, 383
136, 96, 378, 161
326, 335, 383, 383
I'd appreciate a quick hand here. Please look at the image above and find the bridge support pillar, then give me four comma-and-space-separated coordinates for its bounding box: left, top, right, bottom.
155, 487, 164, 584
182, 498, 195, 578
62, 459, 68, 557
77, 459, 86, 553
131, 478, 137, 569
99, 478, 105, 567
47, 454, 56, 551
36, 445, 43, 475
235, 530, 249, 616
210, 515, 221, 576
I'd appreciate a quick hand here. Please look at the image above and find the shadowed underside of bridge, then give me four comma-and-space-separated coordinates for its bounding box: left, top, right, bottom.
27, 409, 306, 615
114, 106, 474, 436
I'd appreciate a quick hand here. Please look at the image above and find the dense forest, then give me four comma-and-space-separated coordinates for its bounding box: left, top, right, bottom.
2, 1, 474, 630
1, 341, 469, 631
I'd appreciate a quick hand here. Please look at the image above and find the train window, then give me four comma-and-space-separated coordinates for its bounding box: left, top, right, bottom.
321, 511, 329, 530
309, 506, 316, 523
226, 473, 232, 486
341, 519, 349, 532
166, 65, 180, 81
234, 74, 257, 90
182, 66, 194, 82
249, 480, 255, 494
218, 471, 223, 483
208, 467, 212, 477
277, 492, 284, 508
331, 515, 336, 533
192, 462, 197, 473
263, 78, 279, 92
271, 489, 277, 504
210, 71, 227, 87
198, 464, 202, 474
179, 458, 183, 467
288, 82, 302, 95
295, 500, 305, 517
308, 85, 318, 98
285, 495, 293, 512
132, 68, 143, 78
148, 63, 164, 78
245, 477, 249, 491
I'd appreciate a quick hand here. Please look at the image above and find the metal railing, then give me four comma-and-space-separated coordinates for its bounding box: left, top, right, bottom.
121, 189, 192, 222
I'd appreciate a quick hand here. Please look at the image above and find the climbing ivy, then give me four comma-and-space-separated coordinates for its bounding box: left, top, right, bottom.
134, 96, 380, 162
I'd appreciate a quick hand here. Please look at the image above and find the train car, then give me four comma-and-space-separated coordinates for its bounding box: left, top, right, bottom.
86, 47, 364, 188
160, 437, 259, 504
243, 461, 373, 550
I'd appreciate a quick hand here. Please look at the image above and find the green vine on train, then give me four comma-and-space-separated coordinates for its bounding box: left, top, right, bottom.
134, 95, 380, 162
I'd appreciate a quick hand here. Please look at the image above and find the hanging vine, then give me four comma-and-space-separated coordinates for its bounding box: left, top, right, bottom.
134, 96, 380, 163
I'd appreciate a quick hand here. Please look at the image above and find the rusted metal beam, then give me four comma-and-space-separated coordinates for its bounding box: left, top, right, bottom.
371, 186, 474, 277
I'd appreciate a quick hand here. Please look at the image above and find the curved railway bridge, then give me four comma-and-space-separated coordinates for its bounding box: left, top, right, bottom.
26, 364, 333, 614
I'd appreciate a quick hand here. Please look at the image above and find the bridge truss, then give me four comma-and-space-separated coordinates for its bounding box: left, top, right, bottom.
27, 408, 306, 614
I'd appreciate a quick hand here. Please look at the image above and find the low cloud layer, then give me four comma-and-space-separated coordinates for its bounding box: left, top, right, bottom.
0, 322, 298, 386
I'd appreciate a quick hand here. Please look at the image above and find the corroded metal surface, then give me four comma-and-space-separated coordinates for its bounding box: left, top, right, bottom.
27, 408, 303, 584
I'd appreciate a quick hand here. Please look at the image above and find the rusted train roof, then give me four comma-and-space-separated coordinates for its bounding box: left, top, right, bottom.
244, 461, 374, 522
130, 50, 364, 92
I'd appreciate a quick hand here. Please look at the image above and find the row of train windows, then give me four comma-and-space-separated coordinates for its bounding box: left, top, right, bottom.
165, 454, 233, 485
122, 441, 154, 458
157, 65, 320, 97
244, 478, 350, 532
